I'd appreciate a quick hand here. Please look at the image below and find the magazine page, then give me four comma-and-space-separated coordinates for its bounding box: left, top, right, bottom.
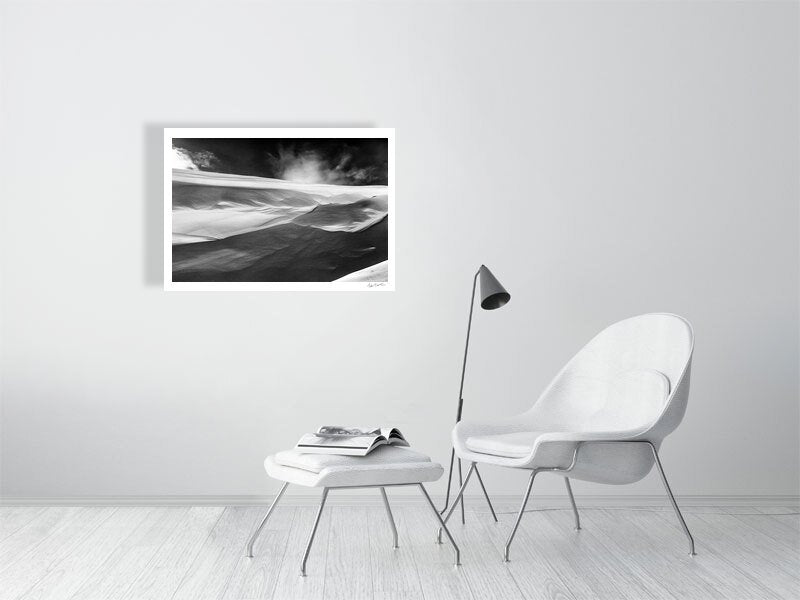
298, 433, 381, 450
316, 425, 381, 437
381, 428, 409, 446
316, 426, 406, 442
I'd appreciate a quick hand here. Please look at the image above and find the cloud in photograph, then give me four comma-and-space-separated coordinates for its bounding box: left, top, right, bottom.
269, 147, 381, 185
172, 146, 218, 171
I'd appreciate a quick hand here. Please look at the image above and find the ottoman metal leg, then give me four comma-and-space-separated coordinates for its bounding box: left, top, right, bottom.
418, 484, 461, 567
380, 487, 399, 549
246, 481, 289, 558
301, 487, 329, 577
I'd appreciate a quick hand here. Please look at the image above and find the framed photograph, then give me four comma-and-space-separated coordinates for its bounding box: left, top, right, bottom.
164, 128, 394, 291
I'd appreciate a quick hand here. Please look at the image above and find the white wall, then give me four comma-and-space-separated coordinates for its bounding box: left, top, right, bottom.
0, 0, 797, 500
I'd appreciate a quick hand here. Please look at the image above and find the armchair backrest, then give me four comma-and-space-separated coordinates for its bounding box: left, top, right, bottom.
527, 313, 694, 442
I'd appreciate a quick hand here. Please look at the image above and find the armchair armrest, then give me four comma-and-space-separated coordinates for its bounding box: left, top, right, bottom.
524, 432, 656, 474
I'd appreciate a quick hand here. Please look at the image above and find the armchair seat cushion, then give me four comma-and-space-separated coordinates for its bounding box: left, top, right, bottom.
465, 431, 543, 458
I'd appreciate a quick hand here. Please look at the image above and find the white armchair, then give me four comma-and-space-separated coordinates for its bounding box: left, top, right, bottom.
438, 313, 697, 561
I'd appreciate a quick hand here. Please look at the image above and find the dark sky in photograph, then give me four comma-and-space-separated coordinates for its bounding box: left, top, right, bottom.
172, 138, 388, 186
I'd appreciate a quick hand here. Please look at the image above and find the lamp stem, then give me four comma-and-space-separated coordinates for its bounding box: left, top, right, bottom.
456, 270, 480, 422
440, 269, 480, 515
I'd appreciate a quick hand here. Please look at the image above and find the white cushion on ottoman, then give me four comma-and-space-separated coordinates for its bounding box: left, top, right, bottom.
265, 446, 444, 488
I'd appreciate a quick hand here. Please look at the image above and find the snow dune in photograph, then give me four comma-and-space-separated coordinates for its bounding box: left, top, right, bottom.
171, 169, 389, 282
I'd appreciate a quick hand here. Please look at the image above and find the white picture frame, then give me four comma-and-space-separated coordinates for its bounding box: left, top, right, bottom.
164, 127, 395, 291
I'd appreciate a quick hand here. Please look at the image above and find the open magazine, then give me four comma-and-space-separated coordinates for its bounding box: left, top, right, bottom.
294, 426, 410, 456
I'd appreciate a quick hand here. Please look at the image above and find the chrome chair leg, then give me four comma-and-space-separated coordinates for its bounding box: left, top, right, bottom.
504, 470, 538, 562
440, 448, 457, 513
474, 466, 498, 522
440, 458, 496, 524
457, 458, 465, 524
564, 477, 581, 530
380, 487, 399, 549
300, 488, 329, 576
245, 481, 289, 557
648, 442, 696, 556
437, 462, 476, 543
418, 484, 461, 566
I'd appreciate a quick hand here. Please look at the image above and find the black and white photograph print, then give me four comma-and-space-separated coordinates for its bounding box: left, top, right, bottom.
163, 128, 394, 291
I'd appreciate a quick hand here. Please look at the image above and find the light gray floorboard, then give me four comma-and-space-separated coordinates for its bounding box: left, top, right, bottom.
481, 504, 589, 600
537, 508, 674, 599
624, 507, 782, 599
0, 507, 116, 600
395, 504, 474, 600
456, 509, 525, 600
532, 508, 638, 598
173, 507, 263, 600
0, 507, 83, 573
18, 508, 150, 600
323, 506, 373, 600
719, 507, 800, 553
67, 507, 188, 600
222, 506, 296, 600
0, 508, 45, 544
119, 506, 224, 600
752, 506, 800, 543
540, 508, 658, 599
753, 505, 800, 516
0, 504, 797, 600
366, 504, 424, 600
266, 507, 326, 600
683, 510, 800, 598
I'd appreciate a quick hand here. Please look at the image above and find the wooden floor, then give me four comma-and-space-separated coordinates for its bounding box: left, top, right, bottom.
0, 503, 797, 599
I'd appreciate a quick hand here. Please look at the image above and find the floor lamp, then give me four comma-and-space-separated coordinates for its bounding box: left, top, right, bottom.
440, 264, 510, 524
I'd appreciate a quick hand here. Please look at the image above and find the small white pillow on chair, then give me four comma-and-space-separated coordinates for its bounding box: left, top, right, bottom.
588, 369, 671, 431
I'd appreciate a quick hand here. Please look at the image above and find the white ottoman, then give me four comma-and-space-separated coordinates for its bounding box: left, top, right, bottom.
245, 446, 460, 575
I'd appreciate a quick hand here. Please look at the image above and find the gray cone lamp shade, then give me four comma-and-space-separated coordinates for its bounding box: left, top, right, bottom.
478, 264, 511, 309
